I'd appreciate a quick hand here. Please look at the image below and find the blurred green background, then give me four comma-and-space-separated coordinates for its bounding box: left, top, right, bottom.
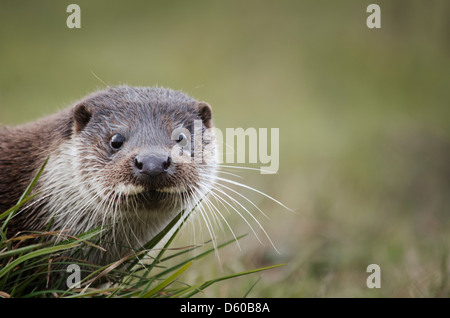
1, 0, 449, 297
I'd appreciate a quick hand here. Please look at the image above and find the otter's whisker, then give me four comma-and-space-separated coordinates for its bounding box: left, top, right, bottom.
189, 185, 221, 261
207, 187, 262, 244
213, 170, 244, 179
205, 164, 272, 174
212, 182, 279, 253
215, 176, 292, 211
196, 181, 242, 250
214, 181, 270, 220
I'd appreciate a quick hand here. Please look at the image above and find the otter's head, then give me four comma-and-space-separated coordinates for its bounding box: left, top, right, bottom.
73, 86, 216, 210
40, 86, 217, 260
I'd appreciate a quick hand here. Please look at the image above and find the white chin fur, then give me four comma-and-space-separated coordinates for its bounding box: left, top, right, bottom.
115, 183, 186, 195
154, 186, 187, 194
115, 183, 145, 195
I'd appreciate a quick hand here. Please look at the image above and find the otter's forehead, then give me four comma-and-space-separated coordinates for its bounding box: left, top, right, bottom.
84, 86, 201, 126
77, 86, 204, 147
86, 86, 198, 111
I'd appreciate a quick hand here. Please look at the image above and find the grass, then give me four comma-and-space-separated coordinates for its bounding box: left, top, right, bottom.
0, 161, 284, 298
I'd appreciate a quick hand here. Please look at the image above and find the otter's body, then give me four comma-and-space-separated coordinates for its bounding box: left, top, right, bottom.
0, 86, 217, 265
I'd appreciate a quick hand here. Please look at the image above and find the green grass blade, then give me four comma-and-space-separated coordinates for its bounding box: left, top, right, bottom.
243, 277, 261, 298
149, 234, 247, 287
0, 243, 80, 279
124, 210, 186, 273
0, 243, 47, 259
0, 194, 38, 221
65, 286, 127, 298
182, 263, 285, 298
1, 157, 48, 232
141, 261, 193, 298
17, 157, 49, 204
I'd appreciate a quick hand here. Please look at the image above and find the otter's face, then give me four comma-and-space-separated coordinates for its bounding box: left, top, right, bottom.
71, 87, 217, 214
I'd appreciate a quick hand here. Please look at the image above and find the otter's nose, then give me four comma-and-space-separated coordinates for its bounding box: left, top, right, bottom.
134, 153, 172, 177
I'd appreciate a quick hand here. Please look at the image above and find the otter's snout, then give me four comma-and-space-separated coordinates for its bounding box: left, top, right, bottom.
134, 151, 172, 178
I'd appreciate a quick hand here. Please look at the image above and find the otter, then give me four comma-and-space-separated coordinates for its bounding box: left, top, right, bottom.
0, 86, 217, 265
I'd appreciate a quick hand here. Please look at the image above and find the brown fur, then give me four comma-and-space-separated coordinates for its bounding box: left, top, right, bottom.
0, 110, 72, 213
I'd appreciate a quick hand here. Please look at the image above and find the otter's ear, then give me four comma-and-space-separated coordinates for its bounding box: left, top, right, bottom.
73, 104, 92, 133
198, 102, 213, 128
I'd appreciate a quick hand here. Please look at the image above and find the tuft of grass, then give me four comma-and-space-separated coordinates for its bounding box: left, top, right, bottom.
0, 160, 283, 298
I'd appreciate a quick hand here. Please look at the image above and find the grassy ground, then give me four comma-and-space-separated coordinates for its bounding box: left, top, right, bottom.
1, 0, 449, 297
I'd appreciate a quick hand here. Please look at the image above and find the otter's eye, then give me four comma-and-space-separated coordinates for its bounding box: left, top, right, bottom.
176, 132, 188, 147
110, 134, 125, 149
